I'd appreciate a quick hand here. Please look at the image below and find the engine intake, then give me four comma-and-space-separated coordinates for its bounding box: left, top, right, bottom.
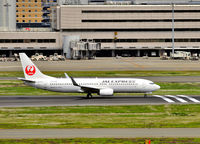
99, 88, 113, 96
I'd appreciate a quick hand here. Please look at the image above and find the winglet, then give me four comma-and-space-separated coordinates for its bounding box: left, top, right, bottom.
64, 73, 70, 78
70, 76, 79, 86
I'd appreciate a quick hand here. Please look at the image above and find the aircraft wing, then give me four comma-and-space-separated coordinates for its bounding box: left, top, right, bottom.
70, 76, 100, 93
18, 77, 35, 83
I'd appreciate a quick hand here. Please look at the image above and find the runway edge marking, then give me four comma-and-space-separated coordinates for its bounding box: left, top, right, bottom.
165, 95, 188, 103
153, 95, 175, 103
177, 95, 200, 103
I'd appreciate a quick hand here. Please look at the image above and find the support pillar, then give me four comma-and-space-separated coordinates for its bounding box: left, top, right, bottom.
112, 50, 115, 57
9, 50, 12, 57
159, 49, 165, 57
137, 50, 140, 57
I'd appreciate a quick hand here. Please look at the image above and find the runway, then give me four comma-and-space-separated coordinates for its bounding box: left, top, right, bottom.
0, 95, 199, 107
1, 128, 200, 138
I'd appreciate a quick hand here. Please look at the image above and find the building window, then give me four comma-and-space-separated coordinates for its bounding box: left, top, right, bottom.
35, 15, 37, 17
29, 20, 31, 23
0, 39, 56, 43
24, 39, 31, 43
5, 40, 11, 43
16, 20, 19, 22
22, 10, 25, 12
16, 10, 18, 12
12, 40, 18, 43
23, 15, 25, 17
35, 20, 37, 22
35, 0, 37, 2
23, 20, 25, 23
16, 15, 19, 17
31, 39, 36, 43
29, 15, 31, 17
50, 39, 56, 43
29, 10, 31, 12
35, 10, 37, 12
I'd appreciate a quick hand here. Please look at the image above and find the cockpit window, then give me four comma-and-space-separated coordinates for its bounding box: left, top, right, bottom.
150, 83, 154, 85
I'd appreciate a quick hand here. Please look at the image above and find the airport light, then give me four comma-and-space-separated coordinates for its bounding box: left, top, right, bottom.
114, 31, 118, 51
3, 0, 11, 31
172, 3, 175, 58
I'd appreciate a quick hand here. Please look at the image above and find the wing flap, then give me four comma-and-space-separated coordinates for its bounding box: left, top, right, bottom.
79, 86, 100, 93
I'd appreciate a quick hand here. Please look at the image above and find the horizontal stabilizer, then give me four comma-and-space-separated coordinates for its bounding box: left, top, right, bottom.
18, 77, 35, 83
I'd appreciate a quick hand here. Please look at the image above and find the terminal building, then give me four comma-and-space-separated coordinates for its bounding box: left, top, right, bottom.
53, 4, 200, 57
1, 0, 200, 57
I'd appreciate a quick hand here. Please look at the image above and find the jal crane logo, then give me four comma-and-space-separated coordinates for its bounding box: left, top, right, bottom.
25, 65, 36, 76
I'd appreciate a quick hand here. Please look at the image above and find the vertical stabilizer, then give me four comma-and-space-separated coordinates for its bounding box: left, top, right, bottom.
19, 53, 51, 80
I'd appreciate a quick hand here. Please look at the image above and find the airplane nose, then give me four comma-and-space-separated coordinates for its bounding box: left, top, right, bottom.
155, 84, 160, 90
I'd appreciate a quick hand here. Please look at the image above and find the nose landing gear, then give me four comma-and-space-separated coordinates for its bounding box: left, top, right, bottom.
144, 92, 152, 98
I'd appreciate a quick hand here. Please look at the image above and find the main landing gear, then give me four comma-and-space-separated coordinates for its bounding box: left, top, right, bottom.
144, 92, 152, 98
87, 93, 93, 99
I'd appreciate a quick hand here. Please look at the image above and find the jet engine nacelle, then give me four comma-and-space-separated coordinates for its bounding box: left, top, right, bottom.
99, 88, 114, 96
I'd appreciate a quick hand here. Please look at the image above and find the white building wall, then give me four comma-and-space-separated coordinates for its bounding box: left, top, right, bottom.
55, 5, 200, 51
0, 32, 61, 50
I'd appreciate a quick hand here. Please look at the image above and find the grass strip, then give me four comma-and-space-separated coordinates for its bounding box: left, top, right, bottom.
0, 81, 200, 95
0, 138, 200, 144
1, 71, 200, 77
0, 105, 200, 129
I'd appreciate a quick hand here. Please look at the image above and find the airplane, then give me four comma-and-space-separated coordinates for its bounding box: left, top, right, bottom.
18, 53, 160, 98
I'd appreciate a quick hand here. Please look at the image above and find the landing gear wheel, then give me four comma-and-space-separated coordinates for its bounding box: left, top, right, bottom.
87, 93, 92, 99
144, 93, 147, 98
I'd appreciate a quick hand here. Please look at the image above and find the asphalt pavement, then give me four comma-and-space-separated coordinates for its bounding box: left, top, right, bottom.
0, 95, 199, 107
1, 128, 200, 138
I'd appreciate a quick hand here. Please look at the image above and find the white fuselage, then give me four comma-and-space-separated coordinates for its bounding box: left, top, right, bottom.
26, 77, 160, 94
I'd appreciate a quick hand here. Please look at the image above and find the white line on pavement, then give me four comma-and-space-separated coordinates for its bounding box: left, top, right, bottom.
153, 95, 175, 103
165, 95, 188, 103
177, 95, 200, 103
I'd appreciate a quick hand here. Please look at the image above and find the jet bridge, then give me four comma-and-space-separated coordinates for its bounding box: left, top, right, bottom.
63, 36, 101, 59
70, 40, 101, 60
